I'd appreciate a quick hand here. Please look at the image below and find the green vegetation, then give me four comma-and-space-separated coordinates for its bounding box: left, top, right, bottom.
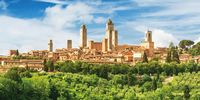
166, 42, 180, 63
179, 40, 194, 51
178, 40, 200, 56
188, 42, 200, 56
0, 61, 200, 99
142, 52, 148, 63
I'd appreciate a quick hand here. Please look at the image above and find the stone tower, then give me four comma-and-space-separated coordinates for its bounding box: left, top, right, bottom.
106, 19, 114, 51
112, 30, 118, 50
104, 19, 118, 51
67, 40, 72, 49
102, 38, 108, 52
145, 30, 152, 42
80, 24, 87, 49
142, 30, 154, 57
48, 39, 53, 52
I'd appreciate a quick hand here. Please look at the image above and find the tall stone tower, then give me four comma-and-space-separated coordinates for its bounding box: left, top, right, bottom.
103, 19, 119, 52
80, 24, 87, 49
145, 30, 152, 42
112, 30, 118, 50
106, 19, 114, 51
142, 30, 154, 57
48, 39, 53, 52
67, 40, 72, 49
102, 38, 108, 52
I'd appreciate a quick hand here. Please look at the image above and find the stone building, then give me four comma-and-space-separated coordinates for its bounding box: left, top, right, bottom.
102, 38, 108, 52
28, 50, 49, 59
48, 39, 53, 52
141, 30, 154, 57
1, 59, 44, 71
80, 24, 87, 49
9, 50, 18, 56
105, 19, 118, 51
5, 18, 160, 68
67, 40, 72, 49
50, 19, 155, 64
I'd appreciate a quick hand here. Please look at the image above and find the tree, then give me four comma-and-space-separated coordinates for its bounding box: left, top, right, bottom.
156, 71, 160, 81
166, 42, 180, 63
20, 71, 32, 78
4, 68, 22, 83
16, 49, 19, 56
166, 50, 171, 63
184, 85, 190, 100
98, 65, 108, 79
46, 60, 54, 72
139, 74, 152, 85
142, 82, 152, 92
151, 78, 157, 91
142, 52, 148, 63
127, 72, 136, 86
188, 41, 200, 56
0, 77, 21, 100
49, 85, 59, 100
43, 59, 48, 72
179, 40, 194, 50
172, 49, 180, 63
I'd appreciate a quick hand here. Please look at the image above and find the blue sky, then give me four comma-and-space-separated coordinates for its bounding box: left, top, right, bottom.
0, 0, 200, 55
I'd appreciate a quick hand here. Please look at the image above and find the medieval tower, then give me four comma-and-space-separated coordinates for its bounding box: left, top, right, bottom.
48, 39, 53, 52
142, 30, 154, 57
67, 40, 72, 49
105, 19, 118, 52
80, 24, 87, 49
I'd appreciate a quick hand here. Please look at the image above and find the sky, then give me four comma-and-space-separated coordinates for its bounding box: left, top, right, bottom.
0, 0, 200, 55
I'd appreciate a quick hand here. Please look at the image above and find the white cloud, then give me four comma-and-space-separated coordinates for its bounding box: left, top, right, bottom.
0, 0, 7, 10
0, 2, 98, 55
0, 15, 79, 55
152, 29, 178, 47
43, 3, 94, 29
94, 17, 106, 24
195, 36, 200, 43
1, 0, 200, 55
119, 22, 178, 47
35, 0, 68, 5
118, 0, 200, 47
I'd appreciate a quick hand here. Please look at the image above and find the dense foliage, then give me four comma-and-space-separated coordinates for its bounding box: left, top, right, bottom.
166, 42, 180, 63
51, 61, 200, 77
188, 42, 200, 56
178, 40, 200, 56
0, 61, 200, 100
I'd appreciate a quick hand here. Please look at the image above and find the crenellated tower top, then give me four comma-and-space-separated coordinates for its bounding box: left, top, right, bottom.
106, 19, 114, 31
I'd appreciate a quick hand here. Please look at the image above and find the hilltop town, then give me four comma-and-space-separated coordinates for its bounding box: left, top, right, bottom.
0, 19, 199, 71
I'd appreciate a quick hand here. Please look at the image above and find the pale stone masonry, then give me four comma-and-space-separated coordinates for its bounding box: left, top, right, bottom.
2, 18, 198, 72
67, 40, 72, 49
102, 38, 108, 52
141, 30, 154, 57
3, 19, 165, 68
112, 30, 118, 50
106, 19, 115, 51
80, 24, 87, 49
48, 39, 53, 52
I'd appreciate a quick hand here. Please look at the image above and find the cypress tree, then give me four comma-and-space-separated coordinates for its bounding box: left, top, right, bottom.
151, 78, 157, 91
166, 42, 180, 63
142, 52, 148, 63
16, 49, 19, 56
184, 85, 190, 100
173, 47, 180, 63
43, 59, 48, 72
166, 50, 171, 63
